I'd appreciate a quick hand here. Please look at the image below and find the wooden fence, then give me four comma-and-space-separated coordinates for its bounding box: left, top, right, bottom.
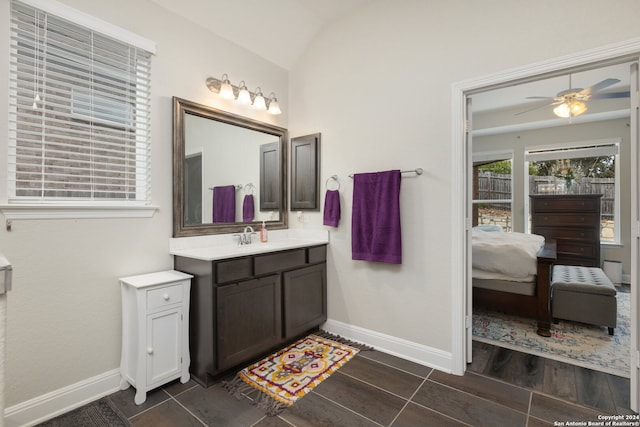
476, 172, 615, 218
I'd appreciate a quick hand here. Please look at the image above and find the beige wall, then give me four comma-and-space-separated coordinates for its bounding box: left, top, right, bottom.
288, 0, 640, 354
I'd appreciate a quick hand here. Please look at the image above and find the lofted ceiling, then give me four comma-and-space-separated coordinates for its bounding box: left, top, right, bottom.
147, 0, 632, 127
147, 0, 374, 70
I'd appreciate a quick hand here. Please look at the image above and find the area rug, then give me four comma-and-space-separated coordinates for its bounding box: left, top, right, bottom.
223, 332, 361, 416
37, 397, 131, 427
473, 290, 630, 378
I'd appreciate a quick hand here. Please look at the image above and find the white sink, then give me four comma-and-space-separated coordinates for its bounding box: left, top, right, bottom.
169, 229, 329, 261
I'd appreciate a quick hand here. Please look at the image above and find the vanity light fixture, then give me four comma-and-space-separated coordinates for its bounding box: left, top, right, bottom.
267, 93, 281, 115
205, 75, 282, 114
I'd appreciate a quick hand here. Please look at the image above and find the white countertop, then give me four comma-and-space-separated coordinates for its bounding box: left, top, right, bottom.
169, 229, 329, 261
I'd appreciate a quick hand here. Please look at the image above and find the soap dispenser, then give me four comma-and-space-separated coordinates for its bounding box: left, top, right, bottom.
260, 221, 268, 243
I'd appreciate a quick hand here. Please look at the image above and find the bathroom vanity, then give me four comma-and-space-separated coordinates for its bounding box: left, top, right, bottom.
170, 230, 328, 386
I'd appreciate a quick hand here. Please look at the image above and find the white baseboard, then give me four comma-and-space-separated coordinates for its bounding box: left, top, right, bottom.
4, 369, 122, 427
322, 319, 454, 374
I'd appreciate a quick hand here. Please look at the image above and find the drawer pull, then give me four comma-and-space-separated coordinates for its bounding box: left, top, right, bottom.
147, 347, 153, 355
163, 293, 170, 301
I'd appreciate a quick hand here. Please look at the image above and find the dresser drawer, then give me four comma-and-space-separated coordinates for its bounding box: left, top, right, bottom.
216, 258, 253, 283
556, 241, 598, 258
531, 196, 600, 212
533, 213, 599, 227
254, 249, 306, 275
533, 226, 599, 242
147, 284, 184, 310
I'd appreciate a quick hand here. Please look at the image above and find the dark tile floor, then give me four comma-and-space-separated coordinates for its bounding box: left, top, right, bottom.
95, 340, 634, 427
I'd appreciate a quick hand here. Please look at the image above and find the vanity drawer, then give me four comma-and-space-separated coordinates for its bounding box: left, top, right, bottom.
308, 245, 327, 264
254, 249, 306, 275
216, 258, 253, 284
147, 284, 184, 310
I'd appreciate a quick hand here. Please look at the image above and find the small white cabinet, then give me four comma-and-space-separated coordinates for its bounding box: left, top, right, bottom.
119, 270, 192, 405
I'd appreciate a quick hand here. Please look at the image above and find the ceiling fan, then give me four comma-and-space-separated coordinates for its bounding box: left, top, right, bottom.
516, 77, 630, 118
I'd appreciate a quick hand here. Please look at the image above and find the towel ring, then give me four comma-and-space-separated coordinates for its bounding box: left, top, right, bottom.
244, 182, 255, 195
325, 175, 340, 191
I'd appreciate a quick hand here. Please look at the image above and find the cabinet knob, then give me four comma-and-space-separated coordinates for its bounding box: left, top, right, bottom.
147, 347, 153, 355
163, 294, 170, 301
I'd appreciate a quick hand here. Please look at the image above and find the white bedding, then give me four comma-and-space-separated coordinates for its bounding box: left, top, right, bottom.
472, 229, 544, 279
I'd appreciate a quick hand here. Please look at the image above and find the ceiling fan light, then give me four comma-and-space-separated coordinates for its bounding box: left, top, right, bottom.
553, 103, 571, 118
570, 101, 587, 116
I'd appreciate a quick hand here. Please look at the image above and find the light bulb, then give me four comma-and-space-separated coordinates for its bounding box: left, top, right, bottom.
553, 103, 571, 118
268, 97, 281, 115
237, 81, 251, 105
219, 74, 234, 100
253, 88, 266, 110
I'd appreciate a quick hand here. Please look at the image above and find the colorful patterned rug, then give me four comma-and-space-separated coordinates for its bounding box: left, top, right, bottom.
223, 332, 361, 415
473, 290, 630, 378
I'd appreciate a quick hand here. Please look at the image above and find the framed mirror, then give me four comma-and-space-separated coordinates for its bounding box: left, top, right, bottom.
173, 97, 288, 237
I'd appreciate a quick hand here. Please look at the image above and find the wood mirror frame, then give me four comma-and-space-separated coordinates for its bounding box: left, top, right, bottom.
172, 97, 288, 237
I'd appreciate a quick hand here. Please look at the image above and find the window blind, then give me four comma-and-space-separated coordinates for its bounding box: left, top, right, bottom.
8, 0, 153, 203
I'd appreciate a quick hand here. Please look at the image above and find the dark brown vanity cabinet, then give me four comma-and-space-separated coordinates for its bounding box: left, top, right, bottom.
174, 244, 327, 386
217, 275, 281, 371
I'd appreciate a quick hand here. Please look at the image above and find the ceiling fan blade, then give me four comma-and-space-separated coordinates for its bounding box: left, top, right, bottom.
579, 78, 621, 96
526, 96, 555, 100
590, 91, 630, 99
515, 101, 556, 116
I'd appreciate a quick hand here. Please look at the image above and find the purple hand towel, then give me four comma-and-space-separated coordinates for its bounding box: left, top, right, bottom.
323, 190, 341, 227
212, 185, 236, 223
351, 170, 402, 264
242, 194, 255, 222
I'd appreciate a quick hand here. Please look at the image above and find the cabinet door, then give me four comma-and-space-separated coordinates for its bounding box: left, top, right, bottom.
283, 264, 327, 339
217, 275, 281, 370
147, 308, 182, 386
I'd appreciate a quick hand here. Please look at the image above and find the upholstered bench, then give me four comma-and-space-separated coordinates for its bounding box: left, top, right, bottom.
551, 265, 617, 335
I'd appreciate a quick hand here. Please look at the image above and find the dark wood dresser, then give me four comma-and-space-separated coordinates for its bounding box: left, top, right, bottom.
530, 194, 602, 267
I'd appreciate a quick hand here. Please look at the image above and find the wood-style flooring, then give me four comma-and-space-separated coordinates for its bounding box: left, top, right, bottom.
55, 340, 634, 427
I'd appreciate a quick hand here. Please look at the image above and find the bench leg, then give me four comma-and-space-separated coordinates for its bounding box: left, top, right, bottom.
608, 327, 614, 336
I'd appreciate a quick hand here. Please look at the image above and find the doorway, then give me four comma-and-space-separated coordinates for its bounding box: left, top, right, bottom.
451, 39, 640, 410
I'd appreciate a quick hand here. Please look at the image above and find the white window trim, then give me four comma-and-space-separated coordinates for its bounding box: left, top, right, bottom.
18, 0, 156, 53
524, 138, 621, 244
0, 204, 158, 220
2, 0, 158, 220
472, 149, 514, 205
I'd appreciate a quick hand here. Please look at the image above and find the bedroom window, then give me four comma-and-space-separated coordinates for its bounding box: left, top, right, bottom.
7, 0, 155, 211
526, 142, 620, 243
472, 154, 513, 231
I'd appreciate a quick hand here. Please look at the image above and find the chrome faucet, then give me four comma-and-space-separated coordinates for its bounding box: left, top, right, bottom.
234, 226, 256, 245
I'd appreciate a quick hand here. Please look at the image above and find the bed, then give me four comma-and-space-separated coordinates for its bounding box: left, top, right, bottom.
471, 228, 557, 337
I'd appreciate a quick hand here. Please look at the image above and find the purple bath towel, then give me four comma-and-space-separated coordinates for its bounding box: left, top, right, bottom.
323, 190, 341, 227
242, 194, 255, 222
212, 185, 236, 223
351, 170, 402, 264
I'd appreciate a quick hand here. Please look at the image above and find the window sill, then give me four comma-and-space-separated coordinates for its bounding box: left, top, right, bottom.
601, 241, 623, 248
0, 204, 159, 220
